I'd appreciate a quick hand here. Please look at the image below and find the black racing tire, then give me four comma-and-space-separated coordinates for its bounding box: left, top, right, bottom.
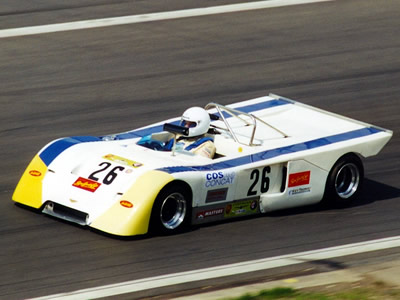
323, 153, 364, 207
150, 183, 192, 235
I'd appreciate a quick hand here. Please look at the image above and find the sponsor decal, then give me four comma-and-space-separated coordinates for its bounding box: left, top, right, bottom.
205, 171, 235, 188
72, 177, 101, 192
225, 199, 258, 218
289, 187, 311, 196
196, 208, 224, 219
288, 171, 310, 187
206, 188, 228, 203
103, 154, 142, 168
120, 200, 133, 208
29, 170, 42, 177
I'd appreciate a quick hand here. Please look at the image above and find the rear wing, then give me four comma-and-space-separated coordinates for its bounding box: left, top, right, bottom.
268, 93, 393, 136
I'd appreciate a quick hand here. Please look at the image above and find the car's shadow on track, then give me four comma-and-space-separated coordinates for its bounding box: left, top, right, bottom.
265, 178, 400, 218
14, 202, 153, 241
168, 178, 400, 234
356, 178, 400, 204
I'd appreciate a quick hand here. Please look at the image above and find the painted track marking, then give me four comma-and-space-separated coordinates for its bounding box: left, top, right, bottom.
0, 0, 332, 38
33, 235, 400, 299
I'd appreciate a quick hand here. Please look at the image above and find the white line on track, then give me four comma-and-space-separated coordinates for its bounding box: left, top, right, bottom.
0, 0, 332, 38
33, 235, 400, 299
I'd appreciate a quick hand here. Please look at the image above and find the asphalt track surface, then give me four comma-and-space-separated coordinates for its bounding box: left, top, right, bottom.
0, 0, 399, 299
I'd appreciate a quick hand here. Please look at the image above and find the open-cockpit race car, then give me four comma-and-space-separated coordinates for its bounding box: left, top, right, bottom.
13, 94, 393, 236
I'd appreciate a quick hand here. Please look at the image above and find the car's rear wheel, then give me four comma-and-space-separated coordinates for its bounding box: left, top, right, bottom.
151, 184, 191, 234
323, 154, 364, 207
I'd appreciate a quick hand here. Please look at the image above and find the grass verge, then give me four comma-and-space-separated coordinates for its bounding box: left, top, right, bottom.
224, 285, 400, 300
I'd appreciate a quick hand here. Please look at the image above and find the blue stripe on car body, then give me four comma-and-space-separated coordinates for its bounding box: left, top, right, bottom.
37, 98, 380, 170
38, 98, 290, 166
157, 127, 383, 174
40, 136, 101, 166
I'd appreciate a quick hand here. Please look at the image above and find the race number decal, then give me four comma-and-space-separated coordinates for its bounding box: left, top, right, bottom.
247, 166, 270, 196
89, 162, 125, 185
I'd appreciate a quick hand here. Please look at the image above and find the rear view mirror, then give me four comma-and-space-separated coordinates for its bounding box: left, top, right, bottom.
163, 123, 189, 136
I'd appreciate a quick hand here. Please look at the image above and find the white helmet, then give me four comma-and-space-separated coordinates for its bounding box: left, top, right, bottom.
180, 107, 210, 137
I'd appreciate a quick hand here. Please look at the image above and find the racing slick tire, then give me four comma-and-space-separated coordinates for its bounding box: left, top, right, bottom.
150, 183, 192, 235
323, 153, 364, 207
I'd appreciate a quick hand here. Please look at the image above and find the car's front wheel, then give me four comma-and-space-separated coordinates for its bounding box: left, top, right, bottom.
323, 153, 364, 207
151, 184, 191, 234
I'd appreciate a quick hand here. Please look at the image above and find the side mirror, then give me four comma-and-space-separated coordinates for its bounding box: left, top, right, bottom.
163, 123, 189, 136
209, 113, 219, 121
163, 123, 189, 156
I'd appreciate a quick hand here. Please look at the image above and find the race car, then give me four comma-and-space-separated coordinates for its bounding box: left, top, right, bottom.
13, 94, 393, 236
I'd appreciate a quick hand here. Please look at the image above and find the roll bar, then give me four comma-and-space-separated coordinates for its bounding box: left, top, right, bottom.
204, 102, 288, 146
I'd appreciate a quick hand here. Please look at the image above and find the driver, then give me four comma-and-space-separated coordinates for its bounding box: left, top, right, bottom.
175, 107, 216, 159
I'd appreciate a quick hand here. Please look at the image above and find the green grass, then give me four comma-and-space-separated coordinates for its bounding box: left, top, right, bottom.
235, 288, 296, 300
224, 286, 400, 300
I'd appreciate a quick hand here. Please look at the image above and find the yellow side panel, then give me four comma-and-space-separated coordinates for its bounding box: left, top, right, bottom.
12, 155, 47, 209
90, 170, 174, 236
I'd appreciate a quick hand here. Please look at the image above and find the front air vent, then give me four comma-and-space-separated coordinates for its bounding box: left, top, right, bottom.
43, 202, 88, 226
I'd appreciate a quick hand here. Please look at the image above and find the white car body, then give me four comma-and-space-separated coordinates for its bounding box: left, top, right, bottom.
13, 94, 393, 236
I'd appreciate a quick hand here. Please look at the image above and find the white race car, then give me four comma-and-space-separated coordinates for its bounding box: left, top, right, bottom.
13, 94, 393, 236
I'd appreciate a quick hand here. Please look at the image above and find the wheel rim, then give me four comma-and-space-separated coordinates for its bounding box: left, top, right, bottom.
160, 192, 187, 230
335, 163, 360, 199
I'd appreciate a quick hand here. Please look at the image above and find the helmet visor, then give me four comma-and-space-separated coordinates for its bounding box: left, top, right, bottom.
180, 120, 197, 128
